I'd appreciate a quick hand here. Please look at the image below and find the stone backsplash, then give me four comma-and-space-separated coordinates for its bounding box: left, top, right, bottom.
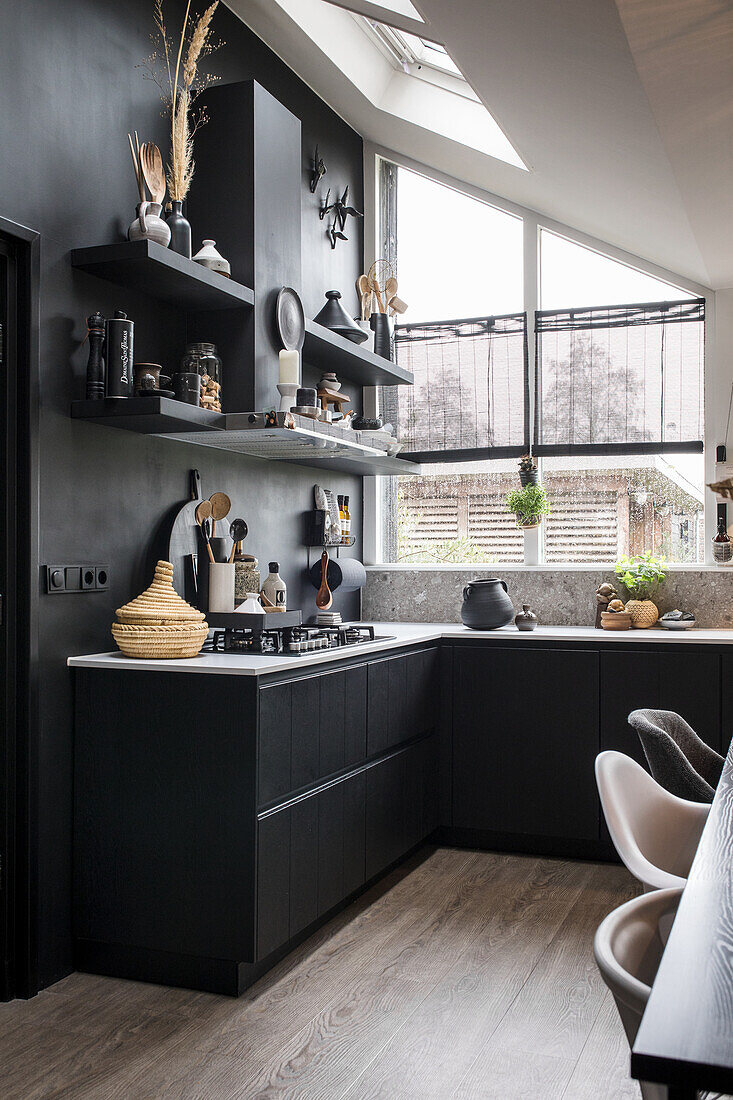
362, 568, 733, 628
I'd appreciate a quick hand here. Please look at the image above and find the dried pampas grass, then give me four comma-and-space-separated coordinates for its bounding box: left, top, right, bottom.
140, 0, 223, 201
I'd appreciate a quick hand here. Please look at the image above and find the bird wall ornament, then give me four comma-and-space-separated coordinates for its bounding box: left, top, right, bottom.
309, 145, 327, 193
319, 185, 363, 248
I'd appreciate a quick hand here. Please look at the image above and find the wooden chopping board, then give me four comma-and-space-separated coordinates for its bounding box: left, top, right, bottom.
167, 469, 203, 600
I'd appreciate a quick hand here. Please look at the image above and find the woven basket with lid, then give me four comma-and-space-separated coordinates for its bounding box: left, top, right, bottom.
116, 560, 206, 624
111, 561, 208, 658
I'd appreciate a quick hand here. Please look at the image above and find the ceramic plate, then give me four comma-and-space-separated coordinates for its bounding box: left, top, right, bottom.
658, 619, 697, 629
276, 286, 305, 351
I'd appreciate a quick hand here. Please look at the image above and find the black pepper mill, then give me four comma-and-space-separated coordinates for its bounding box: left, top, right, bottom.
85, 311, 106, 400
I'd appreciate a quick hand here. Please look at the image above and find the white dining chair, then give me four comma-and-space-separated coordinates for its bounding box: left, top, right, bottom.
594, 887, 683, 1100
595, 750, 709, 891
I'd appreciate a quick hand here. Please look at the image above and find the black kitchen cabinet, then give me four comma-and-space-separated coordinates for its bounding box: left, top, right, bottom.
600, 648, 722, 765
256, 767, 367, 960
367, 647, 440, 756
75, 634, 733, 996
451, 647, 600, 841
721, 655, 733, 755
258, 663, 368, 807
366, 735, 438, 880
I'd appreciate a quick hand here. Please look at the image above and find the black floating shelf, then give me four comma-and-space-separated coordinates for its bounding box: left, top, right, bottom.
71, 396, 225, 434
70, 240, 255, 311
303, 319, 413, 388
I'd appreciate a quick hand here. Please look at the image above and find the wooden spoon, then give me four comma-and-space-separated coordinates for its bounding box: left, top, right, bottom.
194, 499, 212, 526
356, 274, 370, 318
140, 142, 166, 205
384, 276, 398, 303
316, 549, 333, 610
209, 492, 231, 537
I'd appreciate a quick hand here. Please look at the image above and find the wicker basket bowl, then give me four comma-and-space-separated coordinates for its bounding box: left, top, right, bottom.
111, 621, 209, 659
625, 599, 659, 629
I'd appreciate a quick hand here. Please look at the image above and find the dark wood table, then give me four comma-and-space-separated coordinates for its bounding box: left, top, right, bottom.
632, 737, 733, 1099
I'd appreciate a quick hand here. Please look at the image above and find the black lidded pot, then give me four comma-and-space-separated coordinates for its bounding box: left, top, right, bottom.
314, 290, 368, 344
460, 578, 514, 630
105, 310, 134, 397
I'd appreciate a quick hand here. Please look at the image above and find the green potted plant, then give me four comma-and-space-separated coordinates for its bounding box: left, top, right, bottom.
613, 553, 666, 628
518, 454, 538, 487
506, 483, 550, 529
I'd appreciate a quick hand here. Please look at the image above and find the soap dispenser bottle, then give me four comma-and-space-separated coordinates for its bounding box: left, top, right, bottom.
261, 562, 287, 609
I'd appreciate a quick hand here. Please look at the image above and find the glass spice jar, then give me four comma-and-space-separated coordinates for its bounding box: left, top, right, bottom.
180, 341, 222, 412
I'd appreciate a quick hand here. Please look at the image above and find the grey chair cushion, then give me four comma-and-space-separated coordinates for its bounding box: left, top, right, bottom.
628, 709, 724, 804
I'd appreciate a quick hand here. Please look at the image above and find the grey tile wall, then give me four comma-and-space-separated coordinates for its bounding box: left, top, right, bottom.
363, 568, 733, 628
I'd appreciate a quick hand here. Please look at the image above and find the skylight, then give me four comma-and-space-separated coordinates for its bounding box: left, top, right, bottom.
268, 0, 527, 169
361, 19, 477, 100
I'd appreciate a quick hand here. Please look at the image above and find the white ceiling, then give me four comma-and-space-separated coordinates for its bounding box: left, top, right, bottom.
227, 0, 733, 289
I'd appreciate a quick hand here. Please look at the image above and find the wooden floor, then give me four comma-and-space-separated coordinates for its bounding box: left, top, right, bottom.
0, 848, 640, 1099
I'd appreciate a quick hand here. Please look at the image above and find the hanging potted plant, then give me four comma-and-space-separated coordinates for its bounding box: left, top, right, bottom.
518, 454, 538, 487
613, 553, 666, 628
506, 483, 550, 529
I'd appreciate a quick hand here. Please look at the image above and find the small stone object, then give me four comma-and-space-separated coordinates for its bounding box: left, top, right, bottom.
514, 605, 538, 631
607, 599, 626, 612
595, 582, 619, 628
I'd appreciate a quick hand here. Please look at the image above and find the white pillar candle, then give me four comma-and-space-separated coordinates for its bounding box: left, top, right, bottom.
278, 349, 300, 386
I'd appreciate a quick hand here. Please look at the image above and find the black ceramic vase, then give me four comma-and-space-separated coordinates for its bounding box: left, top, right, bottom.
167, 201, 192, 259
371, 313, 393, 360
460, 579, 514, 630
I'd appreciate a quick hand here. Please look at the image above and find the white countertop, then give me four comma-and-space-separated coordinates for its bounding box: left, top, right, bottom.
66, 622, 733, 677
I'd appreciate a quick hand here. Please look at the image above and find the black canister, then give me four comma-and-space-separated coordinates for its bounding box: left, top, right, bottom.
460, 578, 514, 630
370, 313, 393, 360
105, 311, 134, 397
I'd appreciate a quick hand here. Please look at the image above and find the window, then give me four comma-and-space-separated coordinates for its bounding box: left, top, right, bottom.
535, 299, 705, 452
379, 164, 526, 564
376, 160, 707, 565
394, 315, 528, 459
540, 229, 690, 310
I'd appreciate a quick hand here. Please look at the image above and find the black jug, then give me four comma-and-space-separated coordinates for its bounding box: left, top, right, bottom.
460, 579, 514, 630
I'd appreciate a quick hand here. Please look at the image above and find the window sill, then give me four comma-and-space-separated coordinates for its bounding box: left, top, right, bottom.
366, 562, 723, 572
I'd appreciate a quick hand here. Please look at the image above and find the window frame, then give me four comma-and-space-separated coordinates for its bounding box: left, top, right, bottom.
362, 146, 715, 567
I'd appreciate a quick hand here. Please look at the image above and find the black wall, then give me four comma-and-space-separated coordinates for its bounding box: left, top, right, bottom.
0, 0, 365, 988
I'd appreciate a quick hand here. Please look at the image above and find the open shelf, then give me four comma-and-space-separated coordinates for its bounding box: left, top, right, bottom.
71, 400, 420, 475
303, 319, 413, 388
159, 423, 422, 476
71, 396, 225, 433
70, 240, 254, 311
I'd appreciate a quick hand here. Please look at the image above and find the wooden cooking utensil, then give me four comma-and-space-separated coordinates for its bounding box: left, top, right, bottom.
316, 549, 333, 609
228, 517, 248, 563
208, 492, 231, 537
384, 276, 398, 303
390, 296, 408, 316
356, 274, 370, 320
200, 516, 215, 564
127, 132, 145, 202
140, 142, 166, 205
194, 499, 212, 526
